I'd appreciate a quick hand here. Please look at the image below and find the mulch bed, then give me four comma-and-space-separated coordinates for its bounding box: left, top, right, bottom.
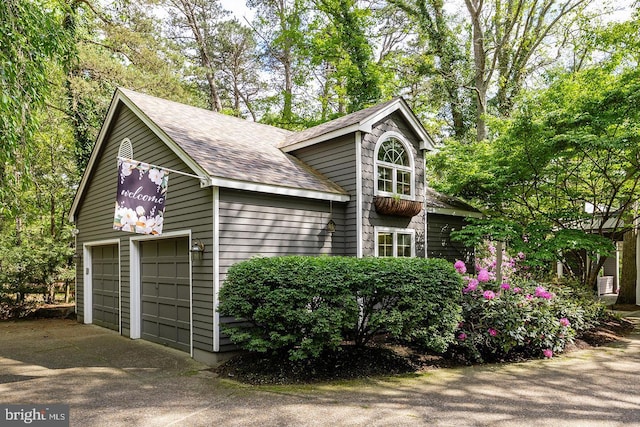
215, 313, 636, 385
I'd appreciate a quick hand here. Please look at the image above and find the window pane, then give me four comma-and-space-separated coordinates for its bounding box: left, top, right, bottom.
378, 139, 408, 166
378, 233, 393, 257
396, 170, 412, 195
397, 233, 412, 257
377, 166, 392, 192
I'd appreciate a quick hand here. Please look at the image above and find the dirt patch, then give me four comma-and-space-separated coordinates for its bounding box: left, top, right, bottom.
216, 316, 635, 385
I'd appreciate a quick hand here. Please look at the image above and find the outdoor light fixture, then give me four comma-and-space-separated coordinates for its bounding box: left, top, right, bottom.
190, 239, 205, 260
327, 219, 336, 234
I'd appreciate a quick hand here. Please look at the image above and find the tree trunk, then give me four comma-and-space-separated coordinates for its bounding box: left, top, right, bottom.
616, 230, 637, 305
465, 0, 488, 141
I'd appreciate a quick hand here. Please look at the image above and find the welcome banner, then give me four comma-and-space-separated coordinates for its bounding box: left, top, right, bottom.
113, 158, 169, 235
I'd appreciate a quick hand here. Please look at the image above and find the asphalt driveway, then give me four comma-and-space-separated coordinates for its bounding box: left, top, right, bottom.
2, 317, 640, 426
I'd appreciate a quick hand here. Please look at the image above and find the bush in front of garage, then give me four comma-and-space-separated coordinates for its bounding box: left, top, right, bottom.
218, 256, 463, 361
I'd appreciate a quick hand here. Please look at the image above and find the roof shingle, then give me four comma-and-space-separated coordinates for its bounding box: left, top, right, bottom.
120, 88, 347, 197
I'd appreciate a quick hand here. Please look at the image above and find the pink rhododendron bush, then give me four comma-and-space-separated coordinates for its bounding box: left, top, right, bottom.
450, 259, 606, 363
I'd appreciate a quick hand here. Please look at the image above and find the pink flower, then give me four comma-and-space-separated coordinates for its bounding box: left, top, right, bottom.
535, 286, 554, 300
463, 279, 479, 294
478, 269, 490, 282
488, 328, 498, 337
458, 333, 467, 340
525, 294, 533, 300
518, 252, 526, 259
559, 318, 571, 327
500, 283, 511, 290
454, 260, 467, 274
513, 287, 521, 293
542, 349, 553, 358
483, 290, 496, 300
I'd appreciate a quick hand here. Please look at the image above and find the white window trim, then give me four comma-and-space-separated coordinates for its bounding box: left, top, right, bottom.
374, 227, 416, 258
374, 131, 416, 201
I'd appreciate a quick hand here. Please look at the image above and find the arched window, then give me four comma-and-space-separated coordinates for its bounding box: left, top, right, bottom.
374, 133, 414, 199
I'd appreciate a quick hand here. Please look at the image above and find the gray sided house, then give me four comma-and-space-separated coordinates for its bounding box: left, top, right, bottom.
69, 88, 478, 364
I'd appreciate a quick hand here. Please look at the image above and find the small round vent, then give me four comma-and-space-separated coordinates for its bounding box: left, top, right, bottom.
118, 138, 133, 159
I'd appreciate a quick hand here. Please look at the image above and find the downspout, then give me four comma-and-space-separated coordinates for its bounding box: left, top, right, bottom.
355, 131, 363, 258
212, 186, 220, 352
423, 150, 428, 258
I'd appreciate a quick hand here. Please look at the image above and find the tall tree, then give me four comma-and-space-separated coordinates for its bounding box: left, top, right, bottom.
211, 19, 264, 120
247, 0, 308, 126
164, 0, 228, 111
315, 0, 382, 113
464, 0, 592, 141
430, 63, 640, 287
0, 0, 70, 200
66, 0, 197, 169
391, 0, 596, 141
389, 0, 472, 140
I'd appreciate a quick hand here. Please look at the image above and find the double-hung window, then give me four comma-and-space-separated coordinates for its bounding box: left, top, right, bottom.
376, 228, 415, 257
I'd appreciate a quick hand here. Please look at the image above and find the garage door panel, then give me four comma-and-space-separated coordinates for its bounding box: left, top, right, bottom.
177, 285, 190, 300
177, 306, 190, 322
140, 237, 190, 352
142, 300, 157, 316
143, 320, 158, 336
158, 303, 176, 319
92, 244, 119, 332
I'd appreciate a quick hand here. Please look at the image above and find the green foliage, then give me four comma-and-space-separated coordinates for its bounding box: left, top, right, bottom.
451, 218, 615, 279
452, 278, 606, 363
0, 227, 74, 306
315, 0, 381, 112
218, 256, 359, 361
0, 0, 71, 190
431, 61, 640, 285
218, 256, 463, 361
351, 257, 462, 353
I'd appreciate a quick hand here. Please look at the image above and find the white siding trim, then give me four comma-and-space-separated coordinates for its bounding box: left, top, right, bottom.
280, 98, 436, 153
212, 187, 220, 352
279, 124, 362, 152
128, 230, 193, 357
426, 207, 483, 218
207, 176, 350, 202
356, 131, 363, 258
423, 151, 428, 259
82, 239, 121, 330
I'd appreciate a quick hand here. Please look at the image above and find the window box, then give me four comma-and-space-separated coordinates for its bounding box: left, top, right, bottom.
374, 196, 422, 218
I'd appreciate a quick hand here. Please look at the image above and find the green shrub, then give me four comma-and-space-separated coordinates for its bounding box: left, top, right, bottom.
218, 256, 359, 361
351, 257, 463, 353
218, 256, 463, 361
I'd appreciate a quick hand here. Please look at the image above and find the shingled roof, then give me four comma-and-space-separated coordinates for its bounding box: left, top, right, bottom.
279, 97, 435, 152
426, 187, 482, 217
118, 89, 348, 199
